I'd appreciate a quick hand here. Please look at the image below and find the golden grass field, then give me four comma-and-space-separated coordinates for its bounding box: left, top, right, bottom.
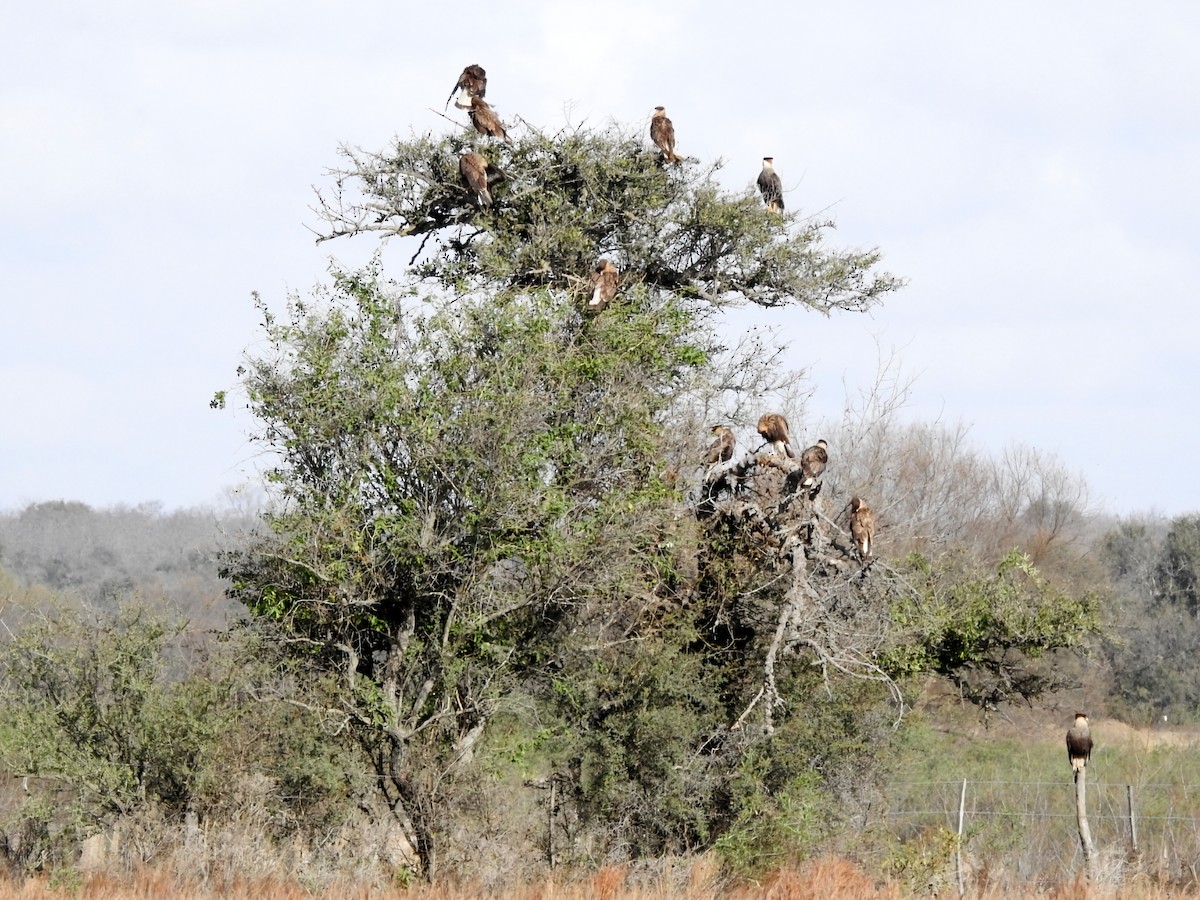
0, 856, 1199, 900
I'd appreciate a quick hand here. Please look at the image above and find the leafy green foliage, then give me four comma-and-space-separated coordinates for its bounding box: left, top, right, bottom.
0, 604, 206, 821
714, 772, 835, 880
0, 589, 359, 871
566, 636, 726, 856
882, 825, 961, 892
883, 550, 1102, 708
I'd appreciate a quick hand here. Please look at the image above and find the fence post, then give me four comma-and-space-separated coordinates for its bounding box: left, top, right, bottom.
956, 778, 967, 897
548, 778, 557, 868
1075, 765, 1096, 877
1127, 784, 1138, 858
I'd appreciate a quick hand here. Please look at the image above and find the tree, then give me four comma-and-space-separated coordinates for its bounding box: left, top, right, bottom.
219, 121, 902, 878
0, 604, 199, 816
1101, 515, 1200, 722
0, 601, 217, 869
0, 591, 364, 872
1100, 516, 1164, 601
1156, 515, 1200, 613
821, 354, 1093, 567
0, 501, 243, 627
313, 126, 898, 312
882, 549, 1102, 710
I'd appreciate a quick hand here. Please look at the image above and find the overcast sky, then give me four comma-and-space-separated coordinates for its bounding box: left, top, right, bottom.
3, 2, 1197, 518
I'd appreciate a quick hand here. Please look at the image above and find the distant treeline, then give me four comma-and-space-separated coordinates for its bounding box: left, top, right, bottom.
0, 500, 257, 628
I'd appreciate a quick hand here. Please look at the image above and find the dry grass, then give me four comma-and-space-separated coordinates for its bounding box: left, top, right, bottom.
726, 856, 898, 899
0, 856, 1124, 900
0, 855, 1196, 899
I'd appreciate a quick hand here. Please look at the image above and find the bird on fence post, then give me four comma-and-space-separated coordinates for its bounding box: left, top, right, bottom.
1066, 712, 1093, 780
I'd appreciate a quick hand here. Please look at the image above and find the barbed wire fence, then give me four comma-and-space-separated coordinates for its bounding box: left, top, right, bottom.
883, 778, 1200, 889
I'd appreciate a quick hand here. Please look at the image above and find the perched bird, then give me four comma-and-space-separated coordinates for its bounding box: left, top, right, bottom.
706, 425, 736, 464
1066, 713, 1093, 778
848, 496, 875, 560
756, 413, 790, 456
650, 106, 681, 164
459, 152, 493, 208
459, 96, 512, 144
588, 258, 619, 311
799, 439, 829, 489
757, 157, 784, 212
446, 64, 487, 109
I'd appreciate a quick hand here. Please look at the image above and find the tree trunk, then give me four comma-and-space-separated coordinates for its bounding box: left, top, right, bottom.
389, 740, 436, 880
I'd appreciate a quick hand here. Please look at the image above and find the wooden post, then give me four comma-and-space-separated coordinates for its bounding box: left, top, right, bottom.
548, 778, 557, 868
956, 778, 967, 897
524, 775, 564, 867
1127, 784, 1138, 857
1075, 764, 1096, 877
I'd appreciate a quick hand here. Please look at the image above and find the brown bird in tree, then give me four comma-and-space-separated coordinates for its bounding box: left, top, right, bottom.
458, 96, 512, 144
459, 152, 493, 208
756, 413, 790, 456
799, 439, 829, 489
706, 425, 736, 464
848, 496, 875, 560
446, 64, 487, 109
757, 157, 784, 212
650, 106, 681, 164
1066, 713, 1093, 778
588, 258, 619, 311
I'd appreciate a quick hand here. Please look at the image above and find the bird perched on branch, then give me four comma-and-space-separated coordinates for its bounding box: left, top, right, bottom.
799, 439, 828, 492
757, 157, 784, 212
459, 152, 494, 208
588, 258, 619, 311
756, 413, 791, 456
706, 425, 736, 464
458, 96, 512, 144
848, 496, 875, 561
650, 106, 681, 164
1066, 713, 1093, 779
446, 64, 487, 108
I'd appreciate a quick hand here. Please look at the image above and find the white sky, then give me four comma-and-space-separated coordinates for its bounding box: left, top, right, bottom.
2, 2, 1197, 517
